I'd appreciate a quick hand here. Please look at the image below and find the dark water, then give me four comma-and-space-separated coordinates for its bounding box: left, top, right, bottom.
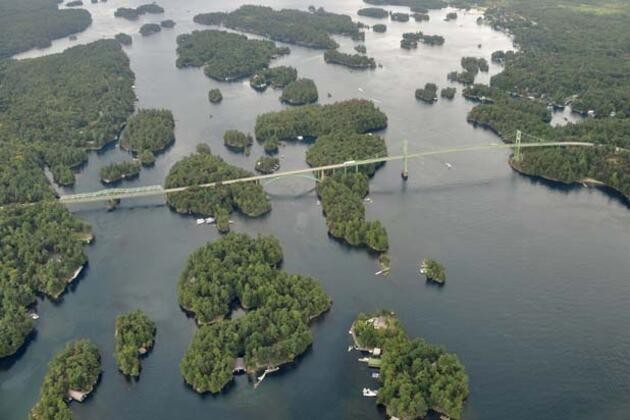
3, 1, 630, 419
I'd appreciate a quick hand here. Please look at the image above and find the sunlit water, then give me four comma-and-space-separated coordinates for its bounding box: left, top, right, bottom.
2, 1, 630, 419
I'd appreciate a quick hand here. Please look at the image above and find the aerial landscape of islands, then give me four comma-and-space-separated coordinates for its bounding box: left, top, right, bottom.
0, 0, 629, 419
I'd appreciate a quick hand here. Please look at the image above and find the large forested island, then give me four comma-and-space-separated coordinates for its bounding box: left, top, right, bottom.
0, 203, 91, 358
306, 132, 387, 176
178, 233, 331, 393
114, 310, 156, 377
0, 0, 92, 58
165, 145, 270, 224
255, 99, 387, 144
352, 311, 469, 419
175, 29, 288, 81
120, 109, 175, 162
30, 340, 101, 419
114, 3, 164, 21
0, 40, 136, 186
193, 5, 360, 49
324, 49, 376, 69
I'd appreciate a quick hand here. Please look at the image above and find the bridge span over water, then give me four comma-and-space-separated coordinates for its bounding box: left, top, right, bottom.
59, 139, 593, 205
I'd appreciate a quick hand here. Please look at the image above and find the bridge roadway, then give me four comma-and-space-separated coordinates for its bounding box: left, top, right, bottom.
59, 141, 593, 205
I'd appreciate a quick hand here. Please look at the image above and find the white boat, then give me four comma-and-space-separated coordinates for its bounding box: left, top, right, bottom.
30, 313, 40, 320
371, 372, 380, 379
358, 357, 370, 363
445, 162, 453, 169
196, 218, 205, 225
297, 135, 304, 140
363, 388, 378, 397
205, 217, 215, 224
347, 345, 353, 352
358, 88, 364, 93
316, 200, 321, 206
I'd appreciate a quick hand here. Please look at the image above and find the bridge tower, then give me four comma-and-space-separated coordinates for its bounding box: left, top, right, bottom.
401, 139, 409, 180
513, 130, 523, 162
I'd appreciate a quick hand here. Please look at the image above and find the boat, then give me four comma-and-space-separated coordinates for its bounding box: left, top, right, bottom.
362, 388, 378, 397
347, 345, 353, 352
30, 313, 40, 320
205, 217, 215, 224
196, 218, 205, 225
371, 372, 380, 379
358, 357, 370, 363
316, 200, 321, 206
297, 135, 304, 140
358, 88, 364, 93
445, 162, 453, 169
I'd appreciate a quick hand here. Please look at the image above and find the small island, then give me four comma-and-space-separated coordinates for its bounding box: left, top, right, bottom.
120, 109, 175, 155
208, 88, 223, 103
354, 44, 367, 54
176, 30, 288, 81
165, 145, 271, 225
390, 12, 410, 22
255, 156, 280, 174
445, 11, 458, 21
448, 70, 476, 85
114, 32, 132, 46
66, 1, 83, 7
280, 78, 318, 105
138, 149, 156, 167
461, 56, 489, 74
223, 129, 253, 153
413, 12, 430, 21
400, 32, 421, 49
324, 49, 376, 69
179, 233, 332, 393
139, 23, 161, 37
420, 257, 446, 284
114, 3, 164, 20
249, 66, 297, 91
372, 23, 387, 33
114, 310, 156, 377
441, 86, 457, 99
421, 34, 445, 45
357, 7, 388, 19
100, 160, 141, 184
350, 311, 469, 419
160, 19, 176, 28
415, 82, 438, 103
30, 340, 101, 419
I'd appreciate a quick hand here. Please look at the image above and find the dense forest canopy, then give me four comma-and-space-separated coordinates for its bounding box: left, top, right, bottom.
0, 39, 135, 185
120, 109, 175, 154
362, 0, 446, 13
352, 311, 469, 419
0, 203, 91, 357
175, 29, 287, 81
100, 160, 141, 184
114, 310, 156, 377
306, 132, 387, 176
324, 49, 376, 69
0, 0, 91, 58
357, 7, 389, 18
30, 339, 101, 419
179, 233, 331, 393
165, 147, 270, 220
280, 78, 319, 105
255, 99, 387, 143
193, 5, 359, 49
250, 66, 298, 90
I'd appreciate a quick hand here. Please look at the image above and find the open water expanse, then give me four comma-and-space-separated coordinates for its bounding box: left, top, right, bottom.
2, 0, 630, 419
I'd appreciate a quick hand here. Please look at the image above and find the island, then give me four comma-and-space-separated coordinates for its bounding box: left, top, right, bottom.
0, 40, 136, 187
354, 44, 367, 54
400, 32, 421, 49
372, 23, 387, 32
461, 56, 489, 74
445, 11, 458, 21
357, 7, 389, 19
390, 12, 410, 22
415, 83, 438, 103
280, 78, 319, 105
161, 19, 176, 28
0, 0, 91, 58
192, 5, 360, 49
66, 1, 83, 7
255, 156, 280, 174
100, 160, 141, 184
208, 88, 223, 103
138, 149, 156, 167
179, 233, 332, 393
165, 145, 271, 226
120, 109, 175, 157
0, 203, 91, 358
249, 66, 297, 91
115, 32, 132, 46
223, 129, 253, 153
139, 23, 161, 37
30, 340, 101, 419
448, 70, 475, 85
114, 3, 164, 20
420, 33, 445, 45
263, 138, 279, 154
441, 86, 456, 99
306, 132, 387, 177
361, 0, 447, 12
175, 30, 288, 81
350, 311, 469, 419
255, 99, 387, 144
324, 49, 376, 69
114, 310, 156, 377
413, 12, 430, 21
420, 257, 446, 284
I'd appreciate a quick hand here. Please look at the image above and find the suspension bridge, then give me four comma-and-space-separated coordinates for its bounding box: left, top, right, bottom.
58, 131, 593, 205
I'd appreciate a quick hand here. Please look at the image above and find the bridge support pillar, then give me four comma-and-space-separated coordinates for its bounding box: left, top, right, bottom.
513, 130, 523, 162
401, 139, 409, 180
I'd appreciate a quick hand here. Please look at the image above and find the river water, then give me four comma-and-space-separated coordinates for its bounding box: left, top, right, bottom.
2, 1, 630, 419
